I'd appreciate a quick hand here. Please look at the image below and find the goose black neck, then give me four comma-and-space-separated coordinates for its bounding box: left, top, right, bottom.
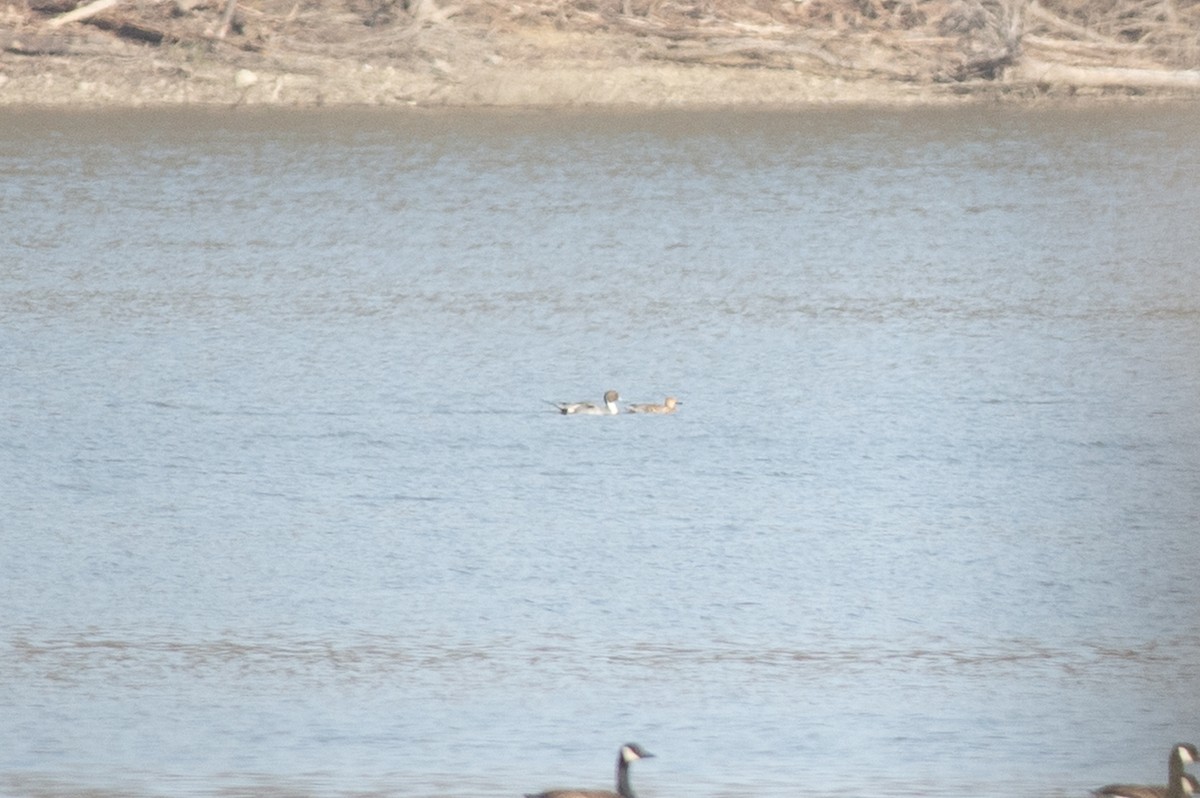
1168, 775, 1193, 798
1170, 749, 1189, 785
616, 754, 636, 798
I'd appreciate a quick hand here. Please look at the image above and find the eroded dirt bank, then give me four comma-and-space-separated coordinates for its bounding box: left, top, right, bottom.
3, 0, 1200, 107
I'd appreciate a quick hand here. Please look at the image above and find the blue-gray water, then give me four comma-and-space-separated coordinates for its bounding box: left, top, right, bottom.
2, 106, 1199, 798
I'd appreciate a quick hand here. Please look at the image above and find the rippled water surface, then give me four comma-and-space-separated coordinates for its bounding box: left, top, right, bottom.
2, 106, 1199, 798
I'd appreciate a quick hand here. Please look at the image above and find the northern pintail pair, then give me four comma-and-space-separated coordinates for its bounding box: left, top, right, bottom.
526, 743, 653, 798
550, 390, 621, 416
1095, 743, 1198, 798
626, 396, 680, 414
550, 391, 681, 416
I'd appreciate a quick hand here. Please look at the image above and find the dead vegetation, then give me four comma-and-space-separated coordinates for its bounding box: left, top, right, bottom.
2, 0, 1200, 101
492, 0, 1200, 84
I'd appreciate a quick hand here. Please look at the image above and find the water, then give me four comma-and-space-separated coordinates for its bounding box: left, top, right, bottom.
2, 106, 1199, 798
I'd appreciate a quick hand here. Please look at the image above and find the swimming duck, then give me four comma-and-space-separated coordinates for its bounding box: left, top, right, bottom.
525, 743, 654, 798
626, 396, 680, 414
550, 390, 620, 416
1094, 744, 1199, 798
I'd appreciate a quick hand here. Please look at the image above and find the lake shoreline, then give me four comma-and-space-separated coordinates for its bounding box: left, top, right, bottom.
4, 1, 1200, 110
5, 54, 1199, 111
6, 59, 1199, 111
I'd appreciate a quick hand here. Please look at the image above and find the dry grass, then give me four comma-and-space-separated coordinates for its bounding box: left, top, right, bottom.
3, 0, 1199, 99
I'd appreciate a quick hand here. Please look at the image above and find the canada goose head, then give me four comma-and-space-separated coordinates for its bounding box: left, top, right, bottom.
1174, 744, 1198, 766
1179, 774, 1198, 797
619, 743, 653, 764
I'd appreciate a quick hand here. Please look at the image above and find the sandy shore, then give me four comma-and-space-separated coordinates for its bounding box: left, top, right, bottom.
0, 53, 980, 109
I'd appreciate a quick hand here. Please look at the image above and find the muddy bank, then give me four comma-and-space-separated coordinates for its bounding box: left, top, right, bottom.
3, 0, 1200, 107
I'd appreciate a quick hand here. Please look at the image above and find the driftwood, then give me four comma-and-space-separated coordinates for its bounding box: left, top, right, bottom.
91, 17, 168, 43
406, 0, 459, 25
211, 0, 237, 39
1023, 34, 1151, 57
46, 0, 122, 28
647, 36, 849, 71
2, 30, 73, 52
43, 0, 178, 44
1014, 57, 1200, 87
1026, 0, 1126, 46
2, 27, 134, 54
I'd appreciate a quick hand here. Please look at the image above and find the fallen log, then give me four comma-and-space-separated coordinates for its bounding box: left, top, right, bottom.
1014, 57, 1200, 88
2, 28, 133, 54
2, 31, 73, 53
212, 0, 236, 39
649, 36, 848, 70
1025, 0, 1119, 46
46, 0, 121, 28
